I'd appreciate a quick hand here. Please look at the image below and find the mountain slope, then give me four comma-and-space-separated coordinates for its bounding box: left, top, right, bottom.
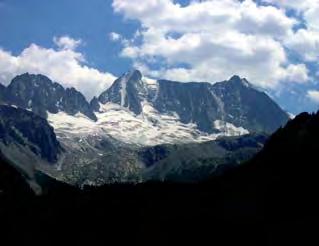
0, 83, 6, 103
0, 105, 63, 193
98, 70, 146, 114
0, 152, 34, 197
1, 71, 289, 147
96, 70, 289, 134
0, 71, 289, 185
141, 133, 267, 182
0, 105, 266, 186
224, 111, 319, 198
212, 76, 289, 133
0, 111, 317, 245
5, 73, 96, 120
0, 105, 62, 163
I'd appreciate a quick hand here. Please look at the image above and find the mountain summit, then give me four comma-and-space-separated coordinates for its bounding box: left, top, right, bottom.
95, 70, 289, 134
0, 70, 289, 140
0, 70, 289, 185
5, 73, 97, 121
98, 70, 146, 114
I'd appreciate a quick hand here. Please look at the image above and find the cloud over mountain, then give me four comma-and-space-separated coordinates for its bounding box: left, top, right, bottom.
0, 36, 115, 100
112, 0, 312, 89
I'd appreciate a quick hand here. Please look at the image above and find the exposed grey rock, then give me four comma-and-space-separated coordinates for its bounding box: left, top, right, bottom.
90, 96, 100, 112
5, 73, 97, 121
0, 105, 62, 163
0, 83, 6, 103
0, 71, 290, 186
97, 70, 289, 134
98, 70, 146, 115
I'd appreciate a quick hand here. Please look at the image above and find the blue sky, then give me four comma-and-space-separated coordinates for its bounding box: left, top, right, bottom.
0, 0, 319, 114
0, 0, 136, 74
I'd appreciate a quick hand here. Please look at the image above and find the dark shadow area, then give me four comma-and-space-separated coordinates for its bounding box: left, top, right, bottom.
1, 112, 318, 245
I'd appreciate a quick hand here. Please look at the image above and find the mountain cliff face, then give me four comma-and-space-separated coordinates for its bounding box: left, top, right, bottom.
96, 70, 289, 134
0, 71, 289, 186
5, 73, 96, 120
0, 105, 62, 163
211, 76, 289, 133
98, 70, 146, 115
1, 71, 289, 141
0, 105, 63, 193
0, 83, 5, 103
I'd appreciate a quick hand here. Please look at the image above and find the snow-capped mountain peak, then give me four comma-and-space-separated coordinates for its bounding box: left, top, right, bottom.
1, 70, 289, 147
97, 69, 150, 115
0, 71, 288, 185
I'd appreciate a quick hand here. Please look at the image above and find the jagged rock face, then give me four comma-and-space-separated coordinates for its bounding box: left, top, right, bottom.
0, 83, 6, 103
154, 80, 221, 133
90, 96, 100, 112
62, 87, 97, 120
155, 76, 289, 133
97, 70, 289, 134
0, 71, 289, 186
0, 105, 62, 163
211, 75, 289, 133
98, 70, 146, 115
5, 73, 96, 121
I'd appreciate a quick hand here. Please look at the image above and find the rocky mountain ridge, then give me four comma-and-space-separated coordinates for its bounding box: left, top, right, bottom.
0, 70, 289, 186
0, 70, 289, 138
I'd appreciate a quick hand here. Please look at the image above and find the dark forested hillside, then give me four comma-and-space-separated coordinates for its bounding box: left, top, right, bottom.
0, 112, 318, 245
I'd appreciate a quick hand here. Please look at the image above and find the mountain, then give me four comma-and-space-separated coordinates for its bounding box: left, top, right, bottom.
0, 104, 266, 187
0, 152, 34, 197
96, 70, 289, 134
0, 70, 289, 147
0, 110, 317, 245
0, 83, 6, 103
98, 70, 146, 114
212, 76, 289, 133
0, 105, 63, 193
4, 73, 96, 120
0, 71, 289, 186
227, 111, 319, 196
141, 133, 268, 182
0, 105, 62, 163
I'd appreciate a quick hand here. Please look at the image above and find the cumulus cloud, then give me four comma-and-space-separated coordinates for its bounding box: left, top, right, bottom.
285, 29, 319, 62
264, 0, 319, 62
0, 36, 116, 100
112, 0, 309, 88
109, 32, 122, 42
53, 36, 83, 50
307, 90, 319, 103
284, 64, 309, 83
262, 0, 316, 12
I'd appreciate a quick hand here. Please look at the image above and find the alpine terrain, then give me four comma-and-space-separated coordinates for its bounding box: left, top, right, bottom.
0, 70, 289, 188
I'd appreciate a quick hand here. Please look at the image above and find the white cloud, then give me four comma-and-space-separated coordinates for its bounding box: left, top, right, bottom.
264, 0, 319, 31
264, 0, 319, 62
262, 0, 316, 12
109, 32, 122, 42
307, 90, 319, 103
284, 64, 309, 83
304, 3, 319, 31
0, 37, 116, 100
53, 36, 82, 50
112, 0, 309, 88
285, 29, 319, 62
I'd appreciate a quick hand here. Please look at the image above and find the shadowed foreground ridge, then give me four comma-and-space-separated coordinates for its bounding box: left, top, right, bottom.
0, 112, 318, 245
